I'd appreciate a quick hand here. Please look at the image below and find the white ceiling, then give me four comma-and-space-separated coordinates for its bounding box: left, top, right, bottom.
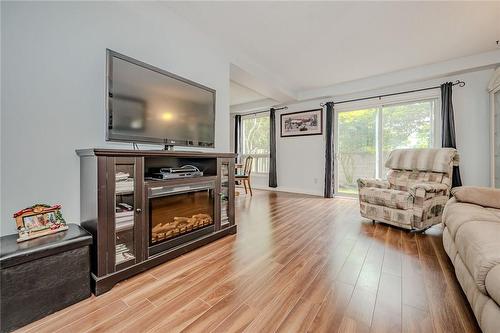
168, 1, 500, 96
230, 81, 268, 106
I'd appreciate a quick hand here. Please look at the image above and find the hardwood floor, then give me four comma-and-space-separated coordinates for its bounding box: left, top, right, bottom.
16, 190, 480, 333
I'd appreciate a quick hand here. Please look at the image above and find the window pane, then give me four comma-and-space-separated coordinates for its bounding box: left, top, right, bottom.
382, 100, 433, 174
337, 108, 377, 194
242, 116, 270, 173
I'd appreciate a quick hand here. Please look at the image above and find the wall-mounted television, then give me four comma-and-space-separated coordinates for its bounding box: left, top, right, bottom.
106, 49, 215, 148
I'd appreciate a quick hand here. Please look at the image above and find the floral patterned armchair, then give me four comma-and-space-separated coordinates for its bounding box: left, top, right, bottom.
357, 148, 459, 231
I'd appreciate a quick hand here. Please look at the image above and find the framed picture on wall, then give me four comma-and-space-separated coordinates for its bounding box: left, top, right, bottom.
280, 109, 323, 137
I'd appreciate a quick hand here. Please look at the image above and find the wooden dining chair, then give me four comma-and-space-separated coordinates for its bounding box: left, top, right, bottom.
235, 156, 253, 196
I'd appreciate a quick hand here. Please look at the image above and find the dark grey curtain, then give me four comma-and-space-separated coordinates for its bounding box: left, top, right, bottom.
234, 114, 241, 162
269, 108, 277, 188
441, 82, 462, 187
324, 102, 334, 198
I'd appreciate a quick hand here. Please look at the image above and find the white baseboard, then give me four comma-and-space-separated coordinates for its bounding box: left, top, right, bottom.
250, 185, 323, 197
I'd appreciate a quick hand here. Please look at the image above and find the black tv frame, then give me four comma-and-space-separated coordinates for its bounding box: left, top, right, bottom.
106, 49, 216, 148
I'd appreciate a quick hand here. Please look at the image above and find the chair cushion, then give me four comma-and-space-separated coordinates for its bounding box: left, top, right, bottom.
359, 187, 413, 210
360, 202, 414, 227
387, 170, 445, 191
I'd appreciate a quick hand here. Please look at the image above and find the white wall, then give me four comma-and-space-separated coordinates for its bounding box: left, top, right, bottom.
1, 2, 231, 236
249, 100, 328, 196
246, 67, 494, 196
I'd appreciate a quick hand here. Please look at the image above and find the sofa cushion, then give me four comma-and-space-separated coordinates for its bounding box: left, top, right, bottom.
486, 265, 500, 306
455, 220, 500, 294
442, 198, 500, 239
452, 186, 500, 210
443, 226, 458, 263
359, 187, 413, 210
452, 250, 500, 333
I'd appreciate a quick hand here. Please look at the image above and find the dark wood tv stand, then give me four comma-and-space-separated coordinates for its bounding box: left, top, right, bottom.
76, 148, 236, 295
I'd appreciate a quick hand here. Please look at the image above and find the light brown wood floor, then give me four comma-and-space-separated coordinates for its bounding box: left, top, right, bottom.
16, 190, 481, 333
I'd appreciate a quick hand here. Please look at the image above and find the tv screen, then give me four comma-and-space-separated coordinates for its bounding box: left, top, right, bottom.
106, 50, 215, 147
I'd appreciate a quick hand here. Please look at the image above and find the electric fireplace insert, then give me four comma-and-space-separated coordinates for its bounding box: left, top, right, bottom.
147, 180, 215, 255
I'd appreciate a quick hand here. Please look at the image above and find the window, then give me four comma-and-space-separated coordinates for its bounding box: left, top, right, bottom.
336, 98, 437, 195
241, 114, 270, 173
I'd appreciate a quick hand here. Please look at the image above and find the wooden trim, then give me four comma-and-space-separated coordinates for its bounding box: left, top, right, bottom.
148, 226, 215, 256
144, 176, 217, 188
134, 157, 145, 262
106, 157, 116, 273
227, 159, 236, 227
76, 148, 236, 159
215, 159, 223, 231
97, 156, 108, 276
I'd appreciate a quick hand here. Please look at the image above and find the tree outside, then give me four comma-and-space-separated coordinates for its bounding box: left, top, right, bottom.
381, 101, 432, 163
242, 116, 270, 172
337, 101, 433, 194
338, 108, 377, 193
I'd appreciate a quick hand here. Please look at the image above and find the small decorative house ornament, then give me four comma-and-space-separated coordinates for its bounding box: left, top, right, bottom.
13, 204, 68, 242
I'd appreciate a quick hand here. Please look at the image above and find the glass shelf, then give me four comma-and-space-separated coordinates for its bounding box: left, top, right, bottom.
114, 164, 136, 270
115, 242, 135, 265
220, 162, 230, 227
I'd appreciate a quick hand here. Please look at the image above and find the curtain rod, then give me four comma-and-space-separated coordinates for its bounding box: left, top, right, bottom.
235, 105, 288, 117
319, 80, 465, 107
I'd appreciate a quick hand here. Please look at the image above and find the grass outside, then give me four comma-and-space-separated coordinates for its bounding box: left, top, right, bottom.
338, 186, 358, 195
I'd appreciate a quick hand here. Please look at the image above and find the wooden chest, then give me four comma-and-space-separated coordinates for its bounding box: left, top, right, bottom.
0, 224, 92, 332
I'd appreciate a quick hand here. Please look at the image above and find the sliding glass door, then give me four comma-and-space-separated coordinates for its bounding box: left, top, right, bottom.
337, 108, 378, 194
335, 99, 436, 196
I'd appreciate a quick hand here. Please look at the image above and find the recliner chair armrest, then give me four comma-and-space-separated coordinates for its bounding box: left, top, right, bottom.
357, 178, 390, 189
409, 182, 449, 197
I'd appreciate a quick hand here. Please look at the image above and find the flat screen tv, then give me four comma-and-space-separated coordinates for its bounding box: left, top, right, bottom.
106, 49, 215, 148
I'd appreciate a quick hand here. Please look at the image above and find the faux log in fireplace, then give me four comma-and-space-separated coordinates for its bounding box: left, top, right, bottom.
147, 180, 215, 255
77, 149, 236, 295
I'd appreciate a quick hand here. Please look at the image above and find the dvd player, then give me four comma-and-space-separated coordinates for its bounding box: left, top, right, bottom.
150, 165, 204, 180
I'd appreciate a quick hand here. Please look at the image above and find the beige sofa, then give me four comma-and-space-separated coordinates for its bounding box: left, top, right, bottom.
442, 187, 500, 333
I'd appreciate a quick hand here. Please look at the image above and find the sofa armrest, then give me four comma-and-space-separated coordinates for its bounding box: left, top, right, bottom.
451, 186, 500, 209
409, 182, 449, 198
357, 178, 390, 190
